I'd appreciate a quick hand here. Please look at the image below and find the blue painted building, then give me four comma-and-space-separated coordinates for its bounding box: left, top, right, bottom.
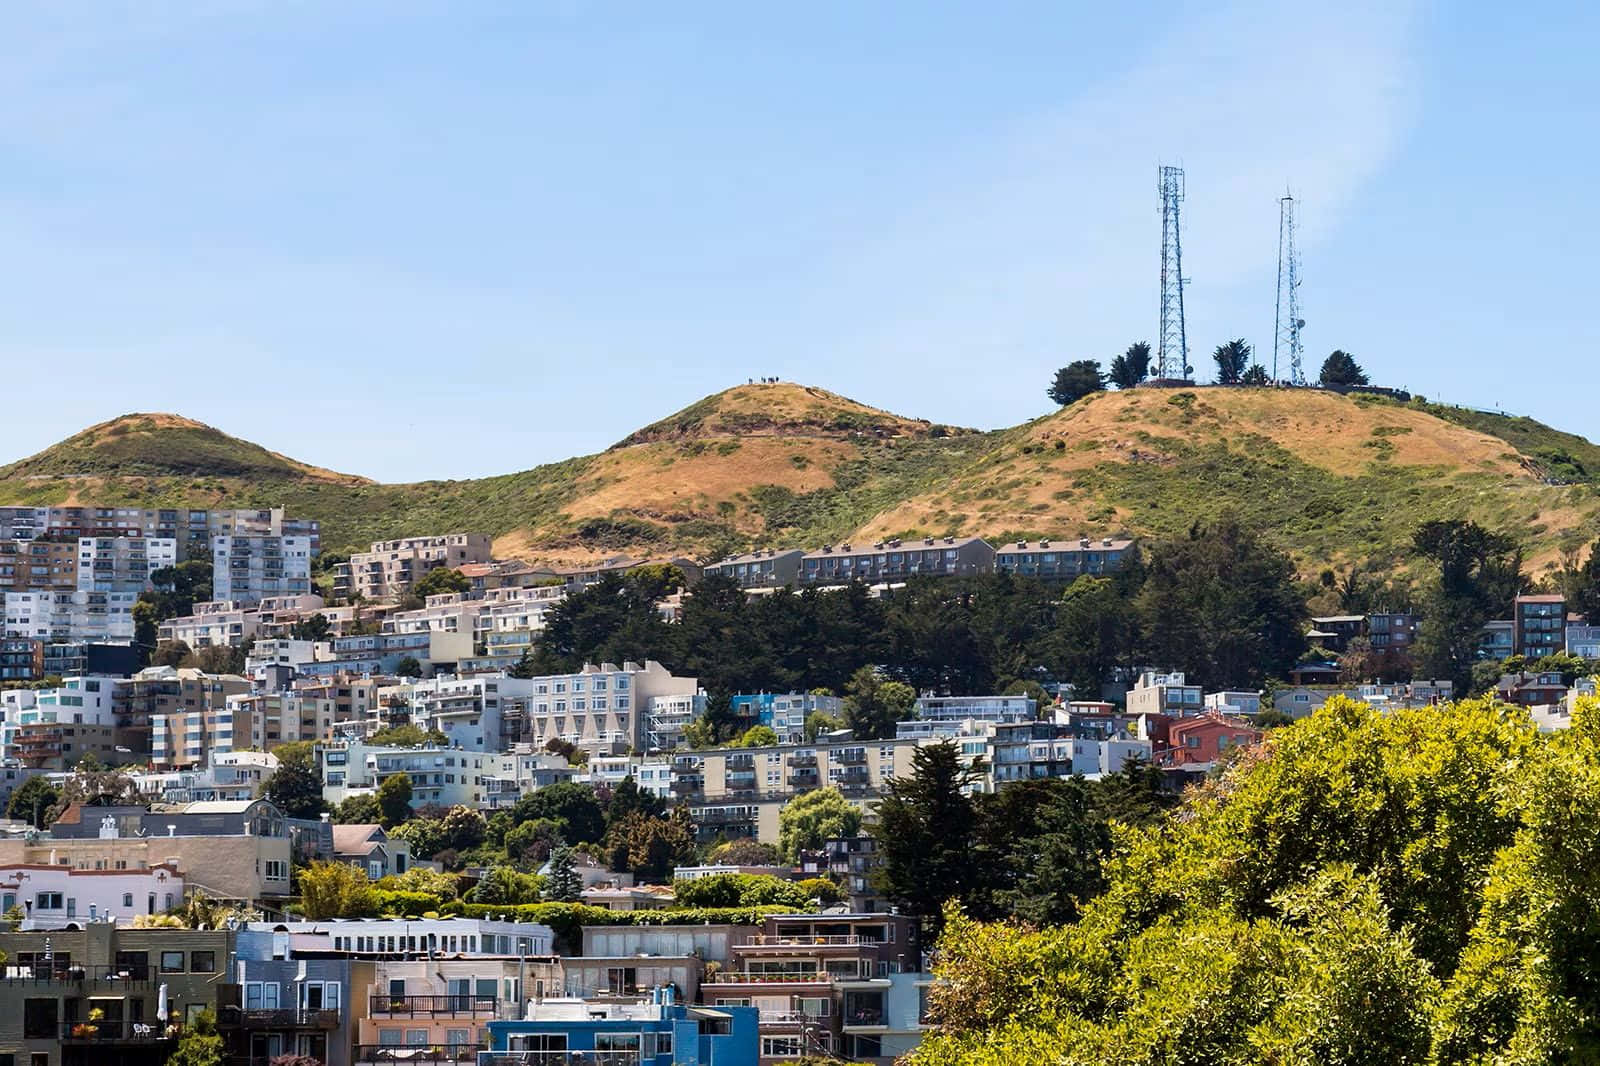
483, 990, 758, 1066
729, 692, 843, 744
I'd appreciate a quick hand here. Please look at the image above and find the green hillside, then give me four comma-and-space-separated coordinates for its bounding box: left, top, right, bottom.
1, 386, 1596, 577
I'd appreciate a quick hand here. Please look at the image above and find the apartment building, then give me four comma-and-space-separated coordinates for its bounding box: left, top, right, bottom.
1568, 624, 1600, 659
42, 641, 140, 678
233, 929, 351, 1066
672, 736, 929, 844
704, 549, 807, 589
159, 599, 262, 647
485, 994, 759, 1066
1368, 611, 1420, 652
993, 535, 1135, 581
481, 749, 578, 809
913, 694, 1036, 725
705, 912, 922, 1065
0, 925, 234, 1066
76, 536, 176, 593
4, 589, 140, 643
1479, 619, 1516, 660
130, 667, 253, 769
132, 751, 278, 804
1, 676, 127, 767
0, 636, 43, 681
476, 584, 567, 660
333, 533, 493, 602
212, 534, 313, 604
986, 721, 1150, 788
0, 538, 79, 593
645, 691, 706, 751
799, 536, 995, 586
1148, 714, 1263, 769
731, 692, 845, 745
316, 737, 488, 810
0, 506, 319, 558
520, 660, 699, 756
1514, 593, 1568, 658
1125, 670, 1204, 716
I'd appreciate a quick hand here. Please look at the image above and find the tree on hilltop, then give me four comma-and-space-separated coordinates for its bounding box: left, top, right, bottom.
1319, 350, 1369, 387
1047, 361, 1105, 407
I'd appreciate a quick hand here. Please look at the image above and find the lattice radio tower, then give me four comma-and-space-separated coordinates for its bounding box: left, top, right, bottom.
1274, 193, 1305, 385
1157, 165, 1189, 380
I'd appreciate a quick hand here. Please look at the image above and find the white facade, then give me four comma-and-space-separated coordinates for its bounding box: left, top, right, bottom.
212, 535, 313, 604
158, 600, 261, 648
523, 660, 698, 755
0, 861, 185, 927
3, 590, 137, 642
252, 916, 556, 957
76, 536, 177, 593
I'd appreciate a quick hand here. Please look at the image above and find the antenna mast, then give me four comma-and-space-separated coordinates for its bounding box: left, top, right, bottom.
1158, 165, 1189, 381
1274, 193, 1305, 385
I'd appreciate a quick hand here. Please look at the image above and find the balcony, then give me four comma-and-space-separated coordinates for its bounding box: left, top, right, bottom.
705, 970, 828, 984
355, 1045, 482, 1066
370, 995, 500, 1018
61, 1020, 175, 1043
238, 1007, 340, 1029
743, 934, 866, 948
787, 769, 820, 787
726, 754, 756, 771
833, 748, 867, 765
478, 1054, 639, 1066
787, 753, 817, 768
6, 964, 151, 984
695, 808, 756, 825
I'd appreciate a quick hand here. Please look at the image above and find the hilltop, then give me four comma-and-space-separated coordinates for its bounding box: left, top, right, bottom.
0, 384, 1596, 577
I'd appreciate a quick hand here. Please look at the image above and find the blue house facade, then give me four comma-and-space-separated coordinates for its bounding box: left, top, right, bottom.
483, 991, 758, 1066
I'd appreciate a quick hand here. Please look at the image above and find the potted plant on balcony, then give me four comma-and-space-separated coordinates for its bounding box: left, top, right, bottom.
71, 1006, 105, 1038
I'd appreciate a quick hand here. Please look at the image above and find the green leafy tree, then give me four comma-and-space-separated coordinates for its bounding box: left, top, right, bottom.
290, 612, 333, 642
470, 864, 544, 905
7, 776, 61, 828
608, 809, 697, 882
778, 787, 863, 861
376, 773, 414, 828
803, 710, 842, 742
166, 1009, 225, 1066
504, 818, 564, 870
514, 782, 606, 845
871, 741, 984, 935
1036, 575, 1137, 698
543, 844, 585, 902
394, 655, 423, 678
841, 666, 917, 741
151, 640, 192, 668
1412, 519, 1525, 692
333, 794, 382, 824
673, 873, 807, 908
1319, 349, 1370, 387
1212, 337, 1251, 383
1047, 360, 1105, 407
710, 838, 781, 866
297, 860, 378, 919
734, 724, 778, 748
413, 566, 471, 600
1241, 363, 1271, 385
1107, 341, 1152, 389
264, 744, 327, 819
368, 723, 446, 747
440, 805, 487, 851
605, 776, 665, 831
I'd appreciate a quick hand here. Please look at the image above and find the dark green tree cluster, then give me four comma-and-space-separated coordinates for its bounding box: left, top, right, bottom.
1319, 348, 1369, 387
909, 695, 1600, 1066
132, 559, 214, 658
871, 742, 1173, 936
516, 518, 1307, 714
1106, 342, 1152, 390
1047, 361, 1106, 407
1211, 338, 1251, 384
1412, 519, 1527, 692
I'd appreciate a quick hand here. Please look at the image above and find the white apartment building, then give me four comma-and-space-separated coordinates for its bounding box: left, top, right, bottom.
3, 589, 138, 642
584, 753, 675, 798
1126, 670, 1205, 716
334, 533, 493, 602
401, 673, 534, 751
914, 694, 1037, 724
159, 599, 262, 647
212, 534, 313, 604
253, 916, 556, 958
133, 750, 278, 804
645, 692, 705, 751
76, 536, 177, 592
316, 737, 488, 810
477, 584, 567, 659
1, 861, 186, 927
523, 660, 698, 756
482, 749, 578, 809
245, 639, 332, 679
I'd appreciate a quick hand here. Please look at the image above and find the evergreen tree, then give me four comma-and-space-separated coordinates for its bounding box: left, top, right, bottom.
1319, 349, 1369, 387
1046, 360, 1105, 407
263, 745, 327, 819
871, 741, 985, 936
1212, 338, 1251, 383
376, 772, 414, 828
543, 844, 584, 902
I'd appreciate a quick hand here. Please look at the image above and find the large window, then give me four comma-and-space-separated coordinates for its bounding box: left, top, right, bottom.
595, 1034, 641, 1051
22, 999, 56, 1040
190, 951, 216, 973
160, 951, 186, 973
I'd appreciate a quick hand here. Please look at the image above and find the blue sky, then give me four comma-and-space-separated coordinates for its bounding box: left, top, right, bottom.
0, 1, 1593, 481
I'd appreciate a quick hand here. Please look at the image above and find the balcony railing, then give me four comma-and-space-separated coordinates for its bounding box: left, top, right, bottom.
371, 995, 500, 1017
705, 970, 827, 984
238, 1007, 341, 1029
61, 1019, 175, 1042
5, 965, 152, 984
355, 1045, 482, 1065
744, 934, 866, 946
478, 1053, 639, 1066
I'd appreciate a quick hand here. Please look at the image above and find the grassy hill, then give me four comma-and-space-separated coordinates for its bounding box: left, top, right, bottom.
1, 385, 1596, 578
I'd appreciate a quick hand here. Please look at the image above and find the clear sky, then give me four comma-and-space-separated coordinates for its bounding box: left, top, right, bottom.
1, 1, 1594, 482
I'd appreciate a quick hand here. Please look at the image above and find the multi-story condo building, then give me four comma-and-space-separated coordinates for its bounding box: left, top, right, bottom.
913, 694, 1036, 725
484, 993, 759, 1066
799, 536, 995, 586
520, 661, 699, 756
333, 533, 493, 602
993, 535, 1135, 581
4, 589, 140, 643
1367, 611, 1420, 652
1514, 593, 1568, 659
212, 534, 313, 604
316, 737, 488, 810
129, 666, 252, 769
1125, 670, 1204, 717
158, 599, 262, 648
672, 736, 932, 844
0, 506, 319, 558
0, 925, 235, 1066
986, 721, 1150, 789
480, 748, 578, 809
1567, 623, 1600, 659
133, 750, 278, 804
233, 926, 352, 1066
475, 584, 568, 661
0, 637, 43, 682
645, 691, 706, 751
42, 640, 140, 678
0, 538, 79, 593
731, 692, 845, 745
76, 536, 176, 593
7, 675, 126, 770
704, 911, 924, 1065
704, 549, 807, 589
1479, 619, 1515, 660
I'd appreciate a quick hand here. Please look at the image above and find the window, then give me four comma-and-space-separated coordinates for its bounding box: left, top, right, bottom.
22, 999, 56, 1040
123, 893, 134, 907
264, 860, 288, 880
161, 951, 186, 973
191, 951, 216, 973
596, 1034, 641, 1051
34, 892, 62, 910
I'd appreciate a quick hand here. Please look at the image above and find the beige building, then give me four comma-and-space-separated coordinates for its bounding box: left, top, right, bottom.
333, 534, 493, 602
0, 539, 78, 594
